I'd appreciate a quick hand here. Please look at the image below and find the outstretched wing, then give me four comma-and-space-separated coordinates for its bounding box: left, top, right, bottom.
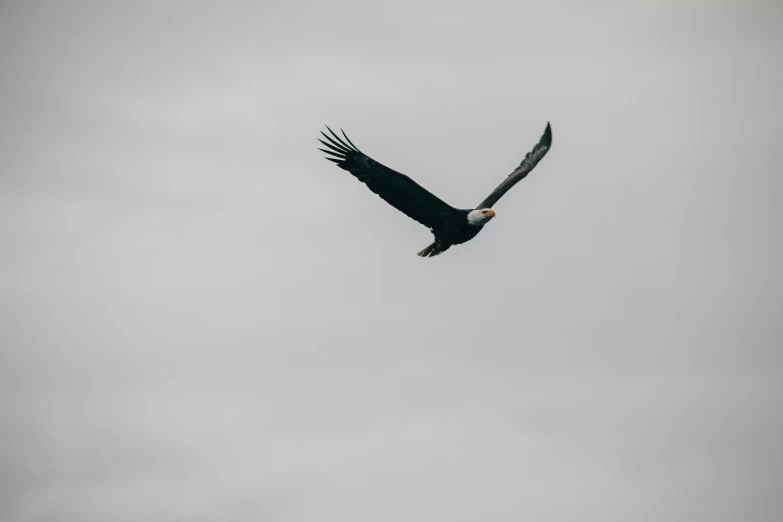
319, 127, 459, 230
476, 122, 553, 209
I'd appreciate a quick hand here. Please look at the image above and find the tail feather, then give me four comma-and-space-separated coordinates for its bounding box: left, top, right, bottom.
417, 241, 450, 257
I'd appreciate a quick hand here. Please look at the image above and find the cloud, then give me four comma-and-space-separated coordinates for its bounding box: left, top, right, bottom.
1, 1, 781, 521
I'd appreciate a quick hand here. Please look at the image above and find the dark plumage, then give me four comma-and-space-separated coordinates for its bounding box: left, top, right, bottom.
319, 122, 552, 257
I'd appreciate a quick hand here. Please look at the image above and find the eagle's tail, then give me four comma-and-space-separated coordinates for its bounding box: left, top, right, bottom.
417, 241, 449, 258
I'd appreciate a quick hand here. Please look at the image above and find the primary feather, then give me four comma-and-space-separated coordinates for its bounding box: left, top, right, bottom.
318, 127, 460, 231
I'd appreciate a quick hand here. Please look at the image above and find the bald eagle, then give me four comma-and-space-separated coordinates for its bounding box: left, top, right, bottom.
319, 122, 552, 257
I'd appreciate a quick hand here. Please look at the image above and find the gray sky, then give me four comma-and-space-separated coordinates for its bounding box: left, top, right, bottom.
1, 1, 782, 521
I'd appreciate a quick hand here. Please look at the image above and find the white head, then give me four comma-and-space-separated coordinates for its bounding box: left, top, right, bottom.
467, 208, 496, 226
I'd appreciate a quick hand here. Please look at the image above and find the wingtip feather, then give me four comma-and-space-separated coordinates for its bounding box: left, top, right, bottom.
542, 122, 552, 146
318, 148, 344, 158
340, 129, 360, 151
320, 130, 352, 154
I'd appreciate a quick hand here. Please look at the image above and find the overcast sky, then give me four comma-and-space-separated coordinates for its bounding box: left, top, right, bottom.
1, 1, 782, 521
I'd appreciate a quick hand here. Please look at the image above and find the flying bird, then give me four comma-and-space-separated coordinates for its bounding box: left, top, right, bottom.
318, 122, 552, 257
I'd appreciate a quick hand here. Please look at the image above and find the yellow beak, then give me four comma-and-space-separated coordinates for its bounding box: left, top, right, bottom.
486, 209, 496, 217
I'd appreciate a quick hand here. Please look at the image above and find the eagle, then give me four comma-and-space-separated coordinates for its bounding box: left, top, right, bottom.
318, 122, 552, 257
